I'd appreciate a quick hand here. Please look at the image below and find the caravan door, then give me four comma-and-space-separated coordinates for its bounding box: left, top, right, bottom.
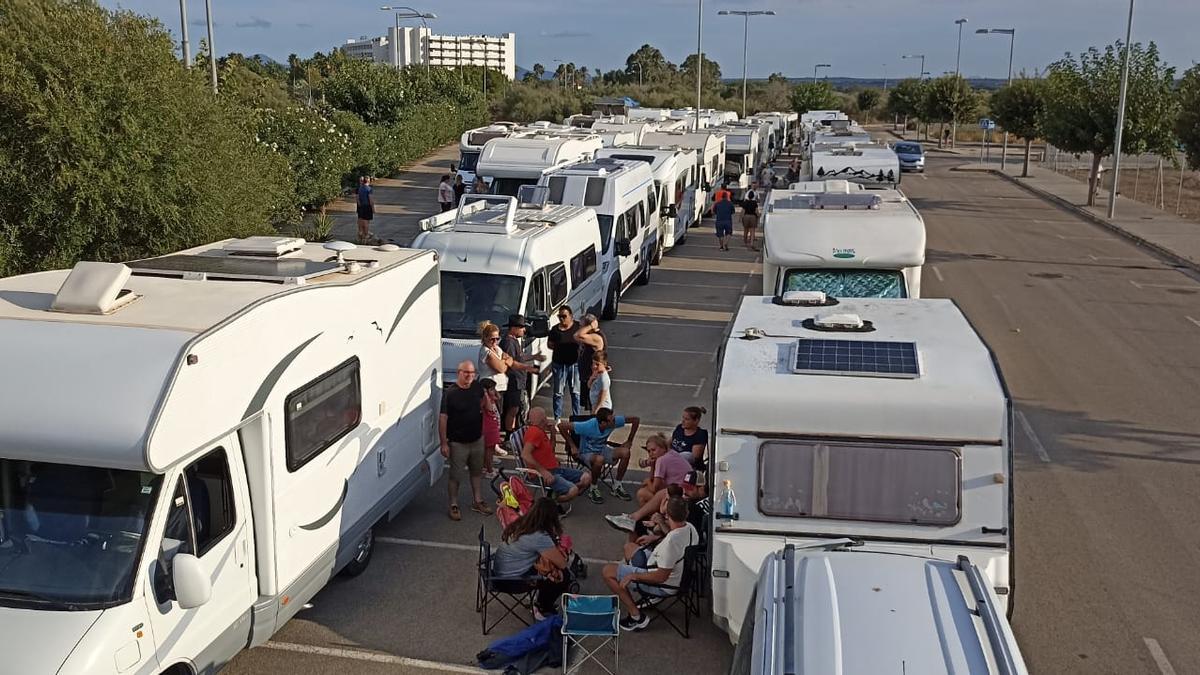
145, 438, 256, 670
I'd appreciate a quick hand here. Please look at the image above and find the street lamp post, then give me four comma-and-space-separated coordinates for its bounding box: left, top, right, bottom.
901, 53, 925, 80
976, 28, 1015, 170
717, 9, 776, 119
1108, 0, 1135, 218
178, 0, 191, 68
204, 0, 217, 93
380, 6, 436, 71
812, 63, 831, 84
694, 0, 703, 131
882, 63, 888, 92
951, 18, 968, 147
631, 61, 642, 87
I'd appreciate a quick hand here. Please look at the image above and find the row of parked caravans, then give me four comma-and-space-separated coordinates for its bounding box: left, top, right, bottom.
714, 111, 1028, 672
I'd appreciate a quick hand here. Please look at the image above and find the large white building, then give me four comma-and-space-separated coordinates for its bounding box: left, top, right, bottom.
341, 27, 516, 81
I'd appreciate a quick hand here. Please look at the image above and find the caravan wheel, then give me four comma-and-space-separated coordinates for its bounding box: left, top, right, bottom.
601, 278, 620, 320
636, 255, 651, 286
651, 241, 663, 265
340, 527, 375, 577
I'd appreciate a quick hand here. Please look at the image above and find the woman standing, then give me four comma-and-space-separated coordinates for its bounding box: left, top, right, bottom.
670, 406, 710, 468
453, 174, 467, 204
355, 176, 375, 244
740, 189, 760, 251
477, 323, 513, 471
491, 498, 572, 620
588, 351, 613, 415
574, 314, 606, 411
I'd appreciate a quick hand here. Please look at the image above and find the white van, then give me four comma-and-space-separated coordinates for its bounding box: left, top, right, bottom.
457, 122, 522, 186
761, 186, 926, 298
0, 236, 441, 674
597, 145, 699, 257
711, 297, 1014, 643
540, 158, 659, 319
731, 545, 1028, 675
412, 193, 606, 386
475, 135, 603, 197
716, 124, 763, 196
643, 129, 726, 214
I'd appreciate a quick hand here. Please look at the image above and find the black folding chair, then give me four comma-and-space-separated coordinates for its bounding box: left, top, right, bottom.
476, 525, 539, 634
566, 415, 623, 496
631, 544, 705, 638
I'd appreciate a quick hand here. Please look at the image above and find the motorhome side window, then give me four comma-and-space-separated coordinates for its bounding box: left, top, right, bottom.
547, 176, 566, 205
622, 205, 639, 240
527, 271, 547, 314
570, 247, 598, 287
584, 177, 606, 206
548, 263, 569, 309
647, 186, 658, 215
757, 441, 961, 525
181, 447, 237, 556
284, 358, 362, 472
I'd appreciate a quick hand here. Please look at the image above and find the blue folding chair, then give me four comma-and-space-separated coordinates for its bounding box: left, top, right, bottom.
562, 594, 619, 675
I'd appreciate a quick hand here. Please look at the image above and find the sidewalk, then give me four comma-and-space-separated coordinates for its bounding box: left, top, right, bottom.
954, 162, 1200, 271
323, 144, 460, 246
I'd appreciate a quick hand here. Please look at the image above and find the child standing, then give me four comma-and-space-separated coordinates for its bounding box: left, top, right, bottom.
481, 377, 503, 479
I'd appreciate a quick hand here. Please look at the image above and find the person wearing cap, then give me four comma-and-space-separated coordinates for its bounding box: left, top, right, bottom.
605, 470, 709, 537
501, 314, 545, 433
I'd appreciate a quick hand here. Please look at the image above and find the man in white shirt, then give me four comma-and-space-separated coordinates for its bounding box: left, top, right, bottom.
438, 174, 455, 212
601, 497, 697, 631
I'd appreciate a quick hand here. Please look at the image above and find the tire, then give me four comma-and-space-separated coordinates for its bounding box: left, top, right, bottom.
340, 527, 375, 577
635, 255, 651, 286
651, 240, 663, 265
601, 278, 620, 320
678, 229, 688, 245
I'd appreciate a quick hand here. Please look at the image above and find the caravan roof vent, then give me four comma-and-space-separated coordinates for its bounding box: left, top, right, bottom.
780, 291, 828, 306
223, 236, 305, 257
50, 262, 139, 315
813, 312, 865, 330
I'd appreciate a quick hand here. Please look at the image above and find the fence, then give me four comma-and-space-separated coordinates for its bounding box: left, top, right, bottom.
1039, 145, 1198, 223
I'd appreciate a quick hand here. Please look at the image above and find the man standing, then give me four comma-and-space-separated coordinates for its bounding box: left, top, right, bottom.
559, 409, 637, 503
356, 176, 375, 244
438, 174, 455, 212
502, 314, 545, 433
547, 306, 580, 421
439, 360, 493, 521
713, 189, 735, 252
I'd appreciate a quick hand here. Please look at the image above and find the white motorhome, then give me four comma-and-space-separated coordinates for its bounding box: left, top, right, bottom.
475, 135, 603, 197
710, 297, 1014, 643
458, 122, 522, 186
717, 124, 765, 196
627, 107, 671, 122
413, 193, 606, 385
597, 145, 700, 256
731, 545, 1028, 675
800, 109, 848, 129
806, 143, 901, 187
761, 186, 925, 298
540, 158, 658, 318
643, 128, 726, 214
591, 121, 652, 146
0, 237, 442, 674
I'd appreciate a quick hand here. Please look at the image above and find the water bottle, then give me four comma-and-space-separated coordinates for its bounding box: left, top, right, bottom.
720, 479, 737, 520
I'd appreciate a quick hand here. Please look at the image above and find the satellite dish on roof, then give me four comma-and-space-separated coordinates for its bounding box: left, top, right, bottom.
323, 240, 356, 264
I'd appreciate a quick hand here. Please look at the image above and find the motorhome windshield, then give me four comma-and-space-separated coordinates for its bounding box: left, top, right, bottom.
725, 153, 746, 178
440, 271, 525, 337
758, 441, 960, 525
459, 151, 480, 172
489, 177, 538, 198
0, 460, 162, 610
782, 269, 906, 298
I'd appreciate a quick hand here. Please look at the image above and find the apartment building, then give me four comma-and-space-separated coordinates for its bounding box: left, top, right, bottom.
341, 27, 516, 81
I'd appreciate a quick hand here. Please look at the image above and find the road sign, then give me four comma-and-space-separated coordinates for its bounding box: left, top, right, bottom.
978, 118, 996, 130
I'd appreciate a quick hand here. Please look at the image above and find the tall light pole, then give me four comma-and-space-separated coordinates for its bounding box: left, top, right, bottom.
178, 0, 192, 67
694, 0, 703, 131
380, 6, 436, 70
976, 28, 1015, 170
882, 63, 888, 92
717, 9, 776, 119
631, 61, 642, 87
951, 18, 968, 147
902, 53, 925, 80
1108, 0, 1135, 218
811, 63, 830, 84
204, 0, 217, 93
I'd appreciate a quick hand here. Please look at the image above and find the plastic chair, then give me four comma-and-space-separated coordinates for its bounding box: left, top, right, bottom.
476, 526, 539, 634
562, 594, 619, 675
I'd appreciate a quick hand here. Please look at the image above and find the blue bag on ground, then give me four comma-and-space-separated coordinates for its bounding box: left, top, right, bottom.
476, 615, 563, 670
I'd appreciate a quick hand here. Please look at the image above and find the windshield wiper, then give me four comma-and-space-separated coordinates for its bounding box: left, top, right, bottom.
0, 588, 80, 610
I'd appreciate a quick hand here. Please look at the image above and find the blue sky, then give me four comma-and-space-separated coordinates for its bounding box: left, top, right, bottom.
103, 0, 1198, 79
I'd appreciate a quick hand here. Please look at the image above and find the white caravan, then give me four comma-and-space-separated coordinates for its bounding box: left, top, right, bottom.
540, 158, 658, 318
731, 545, 1027, 675
643, 128, 726, 214
717, 123, 767, 195
475, 135, 603, 197
597, 145, 699, 256
458, 122, 522, 186
627, 107, 671, 122
761, 186, 925, 298
592, 121, 652, 146
0, 237, 441, 674
806, 143, 901, 187
711, 297, 1013, 643
413, 194, 606, 386
800, 109, 848, 129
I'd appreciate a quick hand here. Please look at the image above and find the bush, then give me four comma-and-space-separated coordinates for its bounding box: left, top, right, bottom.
256, 106, 353, 208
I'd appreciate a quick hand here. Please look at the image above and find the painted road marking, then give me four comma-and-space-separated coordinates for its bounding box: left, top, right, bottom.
610, 318, 726, 330
1087, 254, 1149, 262
1016, 410, 1051, 463
693, 377, 707, 398
1129, 280, 1199, 290
931, 265, 945, 283
377, 536, 613, 566
642, 280, 745, 289
1187, 316, 1200, 329
613, 377, 700, 389
263, 641, 486, 673
1143, 638, 1178, 675
606, 345, 712, 356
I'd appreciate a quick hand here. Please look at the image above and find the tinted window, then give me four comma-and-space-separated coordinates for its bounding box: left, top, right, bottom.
440, 271, 526, 336
584, 177, 606, 206
183, 448, 236, 556
546, 176, 566, 204
458, 151, 480, 172
647, 185, 658, 215
528, 271, 546, 314
284, 358, 362, 472
596, 215, 614, 250
548, 264, 569, 308
570, 247, 598, 286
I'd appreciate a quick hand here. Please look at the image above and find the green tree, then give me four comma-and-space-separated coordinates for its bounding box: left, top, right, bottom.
256, 107, 353, 208
885, 78, 927, 134
626, 44, 674, 84
789, 81, 839, 114
678, 53, 721, 89
1176, 64, 1200, 170
0, 0, 292, 276
990, 78, 1049, 176
1042, 41, 1179, 204
923, 75, 978, 145
767, 72, 789, 85
855, 89, 882, 120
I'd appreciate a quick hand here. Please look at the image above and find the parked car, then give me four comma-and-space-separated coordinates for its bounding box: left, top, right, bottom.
894, 141, 925, 172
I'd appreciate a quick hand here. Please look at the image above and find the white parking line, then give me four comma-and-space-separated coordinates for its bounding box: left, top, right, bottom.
931, 265, 945, 283
1186, 316, 1200, 329
606, 344, 712, 356
610, 319, 727, 330
642, 281, 745, 289
693, 377, 707, 398
613, 378, 702, 389
263, 641, 486, 673
1129, 280, 1200, 290
1015, 411, 1051, 463
1143, 638, 1178, 675
377, 536, 612, 566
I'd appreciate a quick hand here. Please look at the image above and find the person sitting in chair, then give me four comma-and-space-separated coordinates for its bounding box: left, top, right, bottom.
521, 407, 591, 507
492, 497, 572, 621
601, 497, 698, 631
558, 408, 638, 504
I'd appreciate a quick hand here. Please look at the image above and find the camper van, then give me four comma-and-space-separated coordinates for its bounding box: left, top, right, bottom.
475, 135, 603, 197
643, 129, 725, 214
412, 194, 607, 386
717, 124, 765, 196
806, 143, 901, 187
731, 545, 1028, 675
0, 237, 442, 674
458, 122, 522, 186
710, 296, 1014, 643
761, 185, 926, 298
591, 121, 652, 146
540, 158, 659, 318
597, 145, 699, 257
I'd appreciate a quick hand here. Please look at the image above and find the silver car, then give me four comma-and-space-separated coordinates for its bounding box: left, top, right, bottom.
893, 141, 925, 172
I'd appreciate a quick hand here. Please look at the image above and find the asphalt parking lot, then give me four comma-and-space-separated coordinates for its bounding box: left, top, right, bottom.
228, 213, 759, 674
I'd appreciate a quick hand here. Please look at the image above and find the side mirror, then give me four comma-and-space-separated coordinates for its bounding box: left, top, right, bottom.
172, 553, 212, 609
701, 183, 711, 192
615, 239, 632, 257
527, 315, 550, 339
661, 205, 678, 218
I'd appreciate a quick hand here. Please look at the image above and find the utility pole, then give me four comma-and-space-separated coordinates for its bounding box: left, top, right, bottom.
951, 18, 968, 147
882, 63, 888, 92
976, 28, 1016, 170
1108, 0, 1135, 218
178, 0, 191, 67
694, 0, 703, 131
717, 9, 776, 119
204, 0, 217, 93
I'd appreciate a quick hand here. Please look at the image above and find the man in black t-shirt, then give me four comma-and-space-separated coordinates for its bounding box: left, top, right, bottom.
547, 306, 581, 421
501, 314, 544, 433
439, 360, 492, 521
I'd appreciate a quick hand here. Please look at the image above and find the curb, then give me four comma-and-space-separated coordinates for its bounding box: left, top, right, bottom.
952, 165, 1200, 274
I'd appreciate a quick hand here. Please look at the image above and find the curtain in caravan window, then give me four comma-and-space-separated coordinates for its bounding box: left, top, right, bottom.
758, 443, 815, 516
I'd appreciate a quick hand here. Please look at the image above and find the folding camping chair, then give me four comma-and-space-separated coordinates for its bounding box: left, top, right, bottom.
562, 594, 620, 675
565, 415, 623, 497
476, 525, 539, 634
630, 545, 705, 638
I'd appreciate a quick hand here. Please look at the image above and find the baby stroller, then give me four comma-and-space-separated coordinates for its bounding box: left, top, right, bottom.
495, 475, 588, 582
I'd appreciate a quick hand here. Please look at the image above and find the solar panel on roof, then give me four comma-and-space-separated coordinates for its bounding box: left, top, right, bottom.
127, 254, 340, 282
792, 338, 920, 378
